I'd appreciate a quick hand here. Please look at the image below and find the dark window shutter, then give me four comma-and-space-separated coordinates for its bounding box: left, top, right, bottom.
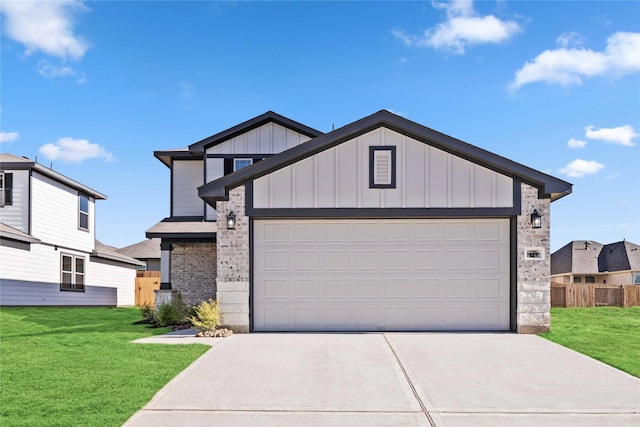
5, 173, 13, 205
224, 159, 233, 175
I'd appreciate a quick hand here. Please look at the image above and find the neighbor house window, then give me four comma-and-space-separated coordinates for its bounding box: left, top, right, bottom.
369, 146, 396, 188
61, 254, 85, 292
79, 194, 89, 231
574, 276, 582, 283
0, 172, 13, 207
585, 276, 596, 283
233, 158, 253, 171
633, 273, 640, 285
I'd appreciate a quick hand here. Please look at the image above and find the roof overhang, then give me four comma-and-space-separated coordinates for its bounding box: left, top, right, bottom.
188, 111, 323, 154
198, 110, 573, 205
1, 161, 107, 200
145, 217, 217, 239
154, 149, 203, 168
0, 223, 41, 244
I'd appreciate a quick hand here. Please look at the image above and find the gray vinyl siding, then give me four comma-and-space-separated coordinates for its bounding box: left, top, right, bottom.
253, 127, 514, 210
0, 279, 117, 306
172, 160, 204, 216
205, 122, 312, 155
0, 169, 29, 232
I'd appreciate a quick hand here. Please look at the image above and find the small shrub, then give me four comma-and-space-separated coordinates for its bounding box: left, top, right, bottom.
188, 299, 221, 332
155, 292, 188, 327
139, 303, 157, 324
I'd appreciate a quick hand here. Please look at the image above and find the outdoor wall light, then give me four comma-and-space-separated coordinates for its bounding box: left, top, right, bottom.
530, 209, 542, 229
226, 211, 236, 230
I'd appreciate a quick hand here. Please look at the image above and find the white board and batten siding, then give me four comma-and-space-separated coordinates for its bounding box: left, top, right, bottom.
205, 122, 312, 155
30, 171, 94, 252
172, 160, 204, 216
253, 127, 514, 209
253, 218, 511, 331
0, 169, 30, 233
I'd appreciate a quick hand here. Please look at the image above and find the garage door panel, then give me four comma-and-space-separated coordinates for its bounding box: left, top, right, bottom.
253, 219, 510, 331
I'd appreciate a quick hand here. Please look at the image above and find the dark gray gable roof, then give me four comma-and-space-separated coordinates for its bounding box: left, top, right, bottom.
0, 153, 107, 199
188, 111, 324, 153
598, 240, 640, 272
198, 110, 573, 204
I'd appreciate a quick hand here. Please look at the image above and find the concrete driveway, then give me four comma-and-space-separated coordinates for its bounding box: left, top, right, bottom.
125, 333, 640, 426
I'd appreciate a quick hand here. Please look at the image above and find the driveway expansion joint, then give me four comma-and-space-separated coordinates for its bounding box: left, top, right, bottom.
383, 333, 436, 427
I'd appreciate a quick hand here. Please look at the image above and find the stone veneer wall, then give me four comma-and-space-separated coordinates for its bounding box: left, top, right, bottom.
171, 243, 217, 306
215, 185, 250, 332
517, 182, 552, 333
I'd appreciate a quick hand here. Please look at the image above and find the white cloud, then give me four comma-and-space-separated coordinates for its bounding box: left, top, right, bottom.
0, 0, 90, 60
510, 32, 640, 89
0, 131, 19, 143
38, 137, 115, 163
392, 0, 521, 54
37, 61, 87, 84
556, 32, 585, 48
559, 159, 605, 178
567, 138, 586, 149
585, 124, 637, 147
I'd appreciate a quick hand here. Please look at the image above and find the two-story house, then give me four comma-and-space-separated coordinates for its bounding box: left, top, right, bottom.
148, 110, 572, 333
0, 153, 142, 306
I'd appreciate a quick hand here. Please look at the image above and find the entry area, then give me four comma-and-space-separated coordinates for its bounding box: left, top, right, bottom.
252, 218, 510, 331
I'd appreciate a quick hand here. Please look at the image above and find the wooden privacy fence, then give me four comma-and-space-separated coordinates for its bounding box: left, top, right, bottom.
135, 271, 161, 307
550, 282, 640, 308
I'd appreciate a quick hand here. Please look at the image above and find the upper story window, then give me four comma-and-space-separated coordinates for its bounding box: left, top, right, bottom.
234, 158, 253, 171
0, 172, 13, 207
60, 254, 85, 292
369, 146, 396, 188
79, 194, 89, 231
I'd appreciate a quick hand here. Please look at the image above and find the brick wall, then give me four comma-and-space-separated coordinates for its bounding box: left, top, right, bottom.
171, 243, 217, 306
215, 185, 250, 332
517, 182, 552, 333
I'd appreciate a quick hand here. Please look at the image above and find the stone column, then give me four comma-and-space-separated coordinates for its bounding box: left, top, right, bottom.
215, 186, 250, 332
516, 182, 552, 333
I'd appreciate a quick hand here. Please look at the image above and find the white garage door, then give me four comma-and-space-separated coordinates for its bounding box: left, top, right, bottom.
253, 219, 510, 331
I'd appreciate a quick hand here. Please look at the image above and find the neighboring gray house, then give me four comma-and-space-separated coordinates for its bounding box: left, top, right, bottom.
0, 153, 143, 306
551, 240, 640, 285
148, 110, 572, 333
118, 238, 161, 271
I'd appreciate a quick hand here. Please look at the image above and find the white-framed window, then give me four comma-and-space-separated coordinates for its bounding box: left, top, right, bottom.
0, 172, 13, 207
633, 272, 640, 285
79, 194, 89, 231
61, 254, 85, 292
233, 158, 253, 171
369, 146, 396, 188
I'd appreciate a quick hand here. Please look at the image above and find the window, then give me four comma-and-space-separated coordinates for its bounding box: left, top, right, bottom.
369, 146, 396, 188
585, 276, 596, 283
79, 194, 89, 230
0, 172, 13, 206
633, 273, 640, 285
233, 158, 253, 171
61, 254, 85, 292
573, 276, 582, 283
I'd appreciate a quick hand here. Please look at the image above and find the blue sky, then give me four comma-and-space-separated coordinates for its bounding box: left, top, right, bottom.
1, 0, 639, 252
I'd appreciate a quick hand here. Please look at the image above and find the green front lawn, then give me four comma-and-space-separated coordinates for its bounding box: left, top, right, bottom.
0, 307, 209, 426
540, 307, 640, 377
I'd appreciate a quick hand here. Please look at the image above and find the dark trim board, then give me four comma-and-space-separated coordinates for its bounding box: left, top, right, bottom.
189, 111, 324, 153
249, 218, 255, 332
147, 234, 216, 242
206, 154, 276, 159
199, 111, 571, 204
246, 207, 520, 218
510, 216, 518, 332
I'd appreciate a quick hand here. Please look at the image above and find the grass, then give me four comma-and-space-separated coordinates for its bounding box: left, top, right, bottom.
0, 307, 209, 426
540, 306, 640, 377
